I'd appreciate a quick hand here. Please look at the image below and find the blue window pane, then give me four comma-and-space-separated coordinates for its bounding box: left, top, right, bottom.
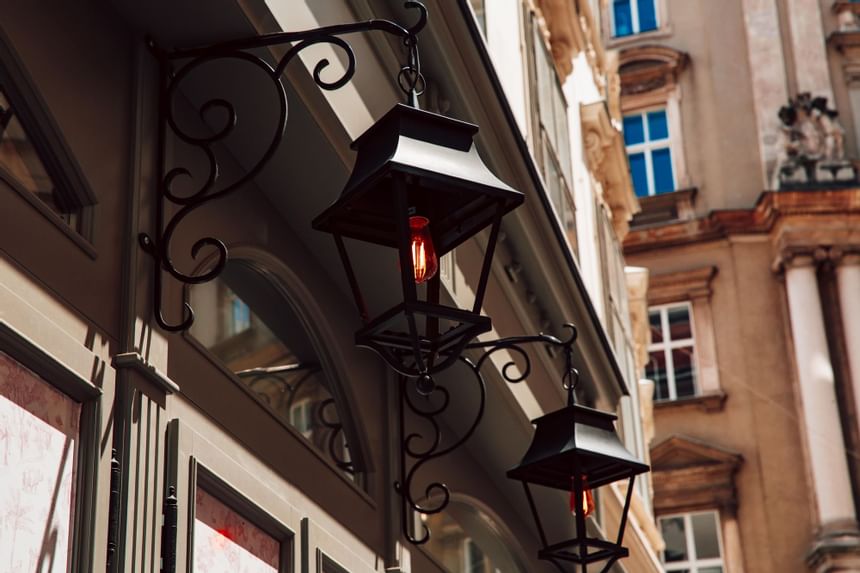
647, 110, 669, 141
652, 147, 675, 194
623, 115, 645, 145
613, 0, 633, 37
630, 152, 649, 197
637, 0, 658, 32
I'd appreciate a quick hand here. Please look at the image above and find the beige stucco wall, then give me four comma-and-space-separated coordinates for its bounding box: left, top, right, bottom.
626, 238, 814, 573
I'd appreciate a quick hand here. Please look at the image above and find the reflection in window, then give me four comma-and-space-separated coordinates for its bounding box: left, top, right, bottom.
423, 503, 525, 573
0, 352, 81, 572
194, 487, 279, 573
468, 0, 486, 36
659, 511, 724, 572
191, 262, 358, 481
647, 302, 697, 401
0, 88, 81, 230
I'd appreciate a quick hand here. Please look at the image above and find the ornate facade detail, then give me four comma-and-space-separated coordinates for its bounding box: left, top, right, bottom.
774, 93, 857, 189
618, 45, 689, 98
534, 0, 606, 82
581, 101, 640, 238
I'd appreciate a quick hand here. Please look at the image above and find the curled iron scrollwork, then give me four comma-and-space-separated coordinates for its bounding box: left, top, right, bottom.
140, 2, 428, 331
395, 323, 578, 544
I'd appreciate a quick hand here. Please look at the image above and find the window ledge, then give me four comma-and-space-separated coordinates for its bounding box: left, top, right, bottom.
630, 187, 698, 228
607, 25, 674, 50
654, 390, 727, 413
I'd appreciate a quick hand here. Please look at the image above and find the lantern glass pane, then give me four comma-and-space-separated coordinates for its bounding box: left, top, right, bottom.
692, 512, 721, 559
660, 516, 688, 562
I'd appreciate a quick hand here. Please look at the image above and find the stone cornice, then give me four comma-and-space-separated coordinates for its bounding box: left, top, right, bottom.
651, 434, 743, 515
536, 0, 606, 81
619, 44, 689, 97
581, 100, 640, 238
648, 266, 718, 305
624, 188, 860, 254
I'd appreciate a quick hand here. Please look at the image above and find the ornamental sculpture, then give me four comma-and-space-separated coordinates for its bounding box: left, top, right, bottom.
774, 93, 857, 188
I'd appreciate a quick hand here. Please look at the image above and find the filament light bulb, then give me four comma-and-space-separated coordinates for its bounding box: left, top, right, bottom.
409, 215, 438, 284
570, 476, 596, 518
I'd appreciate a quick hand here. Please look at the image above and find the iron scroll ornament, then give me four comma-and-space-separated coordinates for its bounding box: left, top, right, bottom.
395, 324, 579, 544
139, 2, 428, 331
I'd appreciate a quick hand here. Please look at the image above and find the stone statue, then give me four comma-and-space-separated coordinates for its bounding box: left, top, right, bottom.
773, 93, 855, 188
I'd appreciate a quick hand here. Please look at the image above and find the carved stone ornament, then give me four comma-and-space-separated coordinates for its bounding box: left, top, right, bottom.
773, 92, 858, 189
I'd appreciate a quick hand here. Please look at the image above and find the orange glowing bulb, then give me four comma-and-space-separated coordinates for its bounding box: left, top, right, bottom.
570, 476, 596, 518
409, 215, 438, 284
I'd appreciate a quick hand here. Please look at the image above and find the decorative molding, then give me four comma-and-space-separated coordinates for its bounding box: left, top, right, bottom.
630, 187, 697, 228
624, 188, 860, 254
618, 44, 689, 97
625, 267, 650, 373
112, 351, 180, 394
580, 100, 640, 239
652, 390, 727, 413
647, 266, 718, 306
650, 434, 742, 515
534, 0, 607, 81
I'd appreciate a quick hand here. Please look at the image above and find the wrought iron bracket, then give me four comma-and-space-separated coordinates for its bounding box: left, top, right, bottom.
394, 324, 578, 544
139, 2, 428, 331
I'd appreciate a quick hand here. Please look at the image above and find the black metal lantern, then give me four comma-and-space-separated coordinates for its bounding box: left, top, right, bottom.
313, 103, 524, 377
507, 404, 650, 572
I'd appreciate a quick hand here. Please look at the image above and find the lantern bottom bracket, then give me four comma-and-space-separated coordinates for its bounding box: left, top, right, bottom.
356, 300, 492, 376
538, 539, 628, 569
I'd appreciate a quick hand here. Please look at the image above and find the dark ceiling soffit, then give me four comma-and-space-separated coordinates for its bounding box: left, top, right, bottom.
454, 0, 629, 397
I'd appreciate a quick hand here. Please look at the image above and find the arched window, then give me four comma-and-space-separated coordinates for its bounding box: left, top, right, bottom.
190, 259, 361, 483
422, 500, 528, 573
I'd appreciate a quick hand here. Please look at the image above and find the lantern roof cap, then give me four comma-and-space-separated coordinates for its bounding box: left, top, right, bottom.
312, 104, 524, 253
507, 404, 649, 491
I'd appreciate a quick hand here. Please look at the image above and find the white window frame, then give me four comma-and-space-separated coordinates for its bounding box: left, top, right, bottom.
659, 511, 725, 572
611, 0, 660, 38
624, 107, 676, 197
648, 302, 698, 400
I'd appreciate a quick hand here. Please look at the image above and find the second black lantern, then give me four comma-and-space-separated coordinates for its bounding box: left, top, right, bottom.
313, 103, 524, 377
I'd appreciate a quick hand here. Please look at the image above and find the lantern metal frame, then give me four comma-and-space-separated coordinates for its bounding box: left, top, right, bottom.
138, 2, 651, 567
507, 379, 650, 572
139, 1, 428, 332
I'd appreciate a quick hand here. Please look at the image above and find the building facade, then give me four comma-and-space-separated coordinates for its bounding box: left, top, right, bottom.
0, 1, 662, 572
603, 0, 860, 570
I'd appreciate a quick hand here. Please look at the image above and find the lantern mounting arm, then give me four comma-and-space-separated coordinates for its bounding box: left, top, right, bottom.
139, 2, 427, 332
395, 323, 578, 545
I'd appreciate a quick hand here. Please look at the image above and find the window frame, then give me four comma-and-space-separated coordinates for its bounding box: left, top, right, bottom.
611, 0, 660, 38
0, 344, 101, 573
647, 301, 699, 401
189, 460, 294, 573
0, 29, 96, 255
658, 510, 726, 572
623, 107, 676, 197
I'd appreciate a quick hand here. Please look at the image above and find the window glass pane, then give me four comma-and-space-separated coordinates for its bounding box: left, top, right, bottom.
647, 350, 669, 400
637, 0, 659, 32
673, 346, 697, 398
194, 487, 279, 572
699, 568, 723, 573
0, 89, 80, 230
469, 0, 486, 35
667, 305, 692, 341
630, 152, 649, 197
467, 539, 486, 573
652, 147, 675, 194
623, 114, 645, 145
649, 310, 664, 343
647, 110, 669, 141
0, 352, 81, 572
191, 262, 357, 479
692, 513, 722, 559
613, 0, 633, 36
660, 517, 688, 562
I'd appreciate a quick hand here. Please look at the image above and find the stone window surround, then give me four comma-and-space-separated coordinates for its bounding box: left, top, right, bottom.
648, 266, 725, 412
619, 45, 691, 192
